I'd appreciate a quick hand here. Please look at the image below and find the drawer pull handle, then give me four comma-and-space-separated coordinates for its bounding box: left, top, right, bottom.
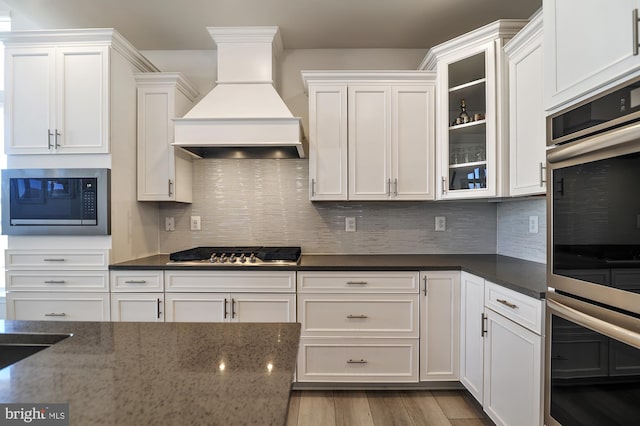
43, 258, 66, 262
44, 313, 66, 317
124, 280, 147, 284
346, 314, 368, 319
346, 281, 368, 285
44, 280, 66, 284
157, 298, 162, 319
496, 299, 518, 309
347, 359, 368, 364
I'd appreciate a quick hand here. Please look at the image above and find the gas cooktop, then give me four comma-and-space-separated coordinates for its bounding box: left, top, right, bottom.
168, 246, 301, 266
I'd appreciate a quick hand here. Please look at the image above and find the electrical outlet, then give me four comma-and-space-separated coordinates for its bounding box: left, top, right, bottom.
165, 216, 175, 232
345, 217, 356, 232
529, 215, 539, 233
190, 216, 201, 231
435, 216, 446, 231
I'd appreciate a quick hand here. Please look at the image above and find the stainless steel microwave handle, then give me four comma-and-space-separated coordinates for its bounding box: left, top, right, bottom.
634, 9, 640, 56
548, 298, 640, 349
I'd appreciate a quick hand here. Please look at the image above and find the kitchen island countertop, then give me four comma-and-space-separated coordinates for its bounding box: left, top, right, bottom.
111, 254, 547, 299
0, 320, 300, 425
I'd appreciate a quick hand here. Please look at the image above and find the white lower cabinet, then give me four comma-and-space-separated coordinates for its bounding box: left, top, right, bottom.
459, 272, 544, 426
163, 271, 296, 323
110, 293, 164, 322
6, 292, 110, 321
420, 271, 460, 381
5, 249, 111, 321
296, 271, 419, 383
483, 308, 542, 426
165, 292, 296, 323
460, 272, 485, 402
110, 270, 164, 322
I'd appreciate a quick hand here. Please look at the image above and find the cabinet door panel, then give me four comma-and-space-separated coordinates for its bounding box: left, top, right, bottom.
232, 293, 295, 323
138, 88, 172, 200
484, 309, 542, 426
5, 47, 54, 154
165, 293, 227, 322
393, 86, 435, 200
57, 46, 108, 152
348, 86, 391, 200
507, 24, 545, 196
420, 271, 460, 380
309, 85, 348, 200
545, 0, 640, 110
110, 293, 164, 322
460, 272, 485, 403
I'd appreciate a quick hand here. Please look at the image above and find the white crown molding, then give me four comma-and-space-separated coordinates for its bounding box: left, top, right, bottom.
134, 72, 199, 101
300, 70, 436, 92
207, 26, 283, 57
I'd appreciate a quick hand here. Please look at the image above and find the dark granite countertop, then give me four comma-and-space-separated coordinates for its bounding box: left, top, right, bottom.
111, 254, 547, 299
0, 320, 300, 425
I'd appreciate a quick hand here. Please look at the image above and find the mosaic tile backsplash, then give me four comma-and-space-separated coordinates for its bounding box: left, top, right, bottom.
159, 158, 545, 260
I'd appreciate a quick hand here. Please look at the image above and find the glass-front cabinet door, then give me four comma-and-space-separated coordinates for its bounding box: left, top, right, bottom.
437, 42, 498, 199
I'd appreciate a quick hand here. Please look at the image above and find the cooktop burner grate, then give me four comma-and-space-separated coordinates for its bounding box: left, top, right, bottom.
168, 246, 301, 265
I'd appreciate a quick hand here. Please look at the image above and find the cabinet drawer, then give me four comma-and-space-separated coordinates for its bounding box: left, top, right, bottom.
110, 270, 164, 292
485, 281, 543, 334
297, 271, 419, 293
299, 294, 419, 337
297, 338, 419, 382
6, 292, 110, 321
165, 270, 295, 292
5, 249, 109, 270
6, 271, 109, 292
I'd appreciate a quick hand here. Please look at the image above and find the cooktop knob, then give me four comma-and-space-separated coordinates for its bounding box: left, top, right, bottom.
210, 255, 218, 263
238, 254, 247, 263
229, 254, 237, 263
220, 254, 228, 263
249, 253, 257, 263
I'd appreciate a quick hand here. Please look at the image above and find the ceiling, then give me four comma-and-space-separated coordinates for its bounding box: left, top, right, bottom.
0, 0, 541, 50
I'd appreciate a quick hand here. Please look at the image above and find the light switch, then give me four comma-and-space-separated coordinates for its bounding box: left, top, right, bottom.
165, 216, 175, 232
190, 216, 201, 231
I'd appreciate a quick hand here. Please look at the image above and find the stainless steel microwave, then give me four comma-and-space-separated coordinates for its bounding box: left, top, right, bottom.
1, 168, 110, 236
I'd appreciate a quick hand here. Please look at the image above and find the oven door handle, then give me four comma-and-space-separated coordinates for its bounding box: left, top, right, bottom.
547, 298, 640, 349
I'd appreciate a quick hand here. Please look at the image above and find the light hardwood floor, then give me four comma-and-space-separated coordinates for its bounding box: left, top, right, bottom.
287, 390, 494, 426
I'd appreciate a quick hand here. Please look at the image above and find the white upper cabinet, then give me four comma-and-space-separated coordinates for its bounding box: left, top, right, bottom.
2, 29, 158, 156
505, 10, 546, 197
420, 20, 526, 200
307, 85, 348, 200
135, 73, 198, 203
544, 0, 640, 112
302, 71, 436, 201
5, 45, 109, 154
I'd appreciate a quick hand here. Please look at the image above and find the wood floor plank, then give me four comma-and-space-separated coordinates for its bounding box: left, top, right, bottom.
450, 419, 494, 426
333, 390, 374, 426
367, 390, 414, 426
399, 390, 452, 426
287, 390, 301, 426
297, 390, 336, 426
433, 390, 486, 420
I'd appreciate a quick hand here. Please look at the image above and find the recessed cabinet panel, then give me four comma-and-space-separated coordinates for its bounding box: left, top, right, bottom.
544, 0, 640, 111
5, 48, 53, 154
348, 86, 391, 200
57, 47, 108, 152
308, 86, 348, 200
393, 87, 435, 199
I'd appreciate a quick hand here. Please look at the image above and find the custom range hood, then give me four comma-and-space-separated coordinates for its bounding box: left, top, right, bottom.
173, 26, 305, 159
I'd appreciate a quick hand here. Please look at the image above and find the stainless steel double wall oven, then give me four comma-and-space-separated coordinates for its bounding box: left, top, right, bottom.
545, 76, 640, 425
